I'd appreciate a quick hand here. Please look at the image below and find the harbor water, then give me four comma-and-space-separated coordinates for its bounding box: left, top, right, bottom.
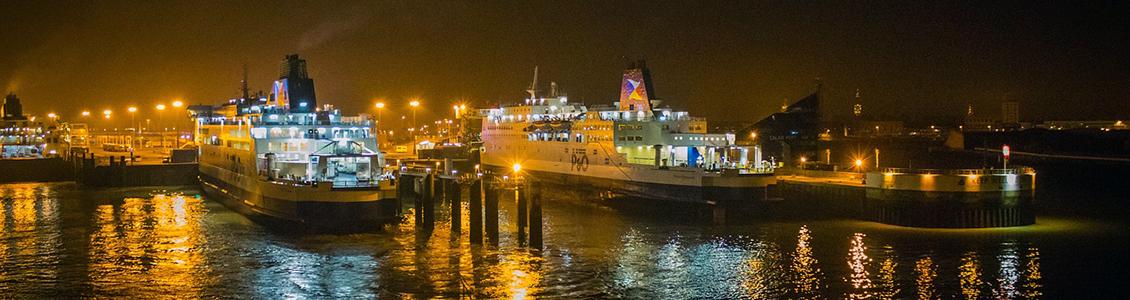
0, 164, 1126, 298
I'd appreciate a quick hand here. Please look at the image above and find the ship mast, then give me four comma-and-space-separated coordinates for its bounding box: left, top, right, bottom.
240, 64, 250, 102
526, 66, 539, 99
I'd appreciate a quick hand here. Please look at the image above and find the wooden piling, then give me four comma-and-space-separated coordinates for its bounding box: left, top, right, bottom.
517, 184, 528, 244
529, 182, 543, 250
469, 179, 483, 244
423, 173, 435, 230
484, 180, 500, 245
449, 179, 462, 234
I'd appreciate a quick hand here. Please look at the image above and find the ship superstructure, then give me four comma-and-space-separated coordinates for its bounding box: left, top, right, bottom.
481, 62, 774, 204
192, 55, 395, 229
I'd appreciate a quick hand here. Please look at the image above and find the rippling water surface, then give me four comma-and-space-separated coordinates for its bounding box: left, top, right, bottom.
0, 166, 1125, 298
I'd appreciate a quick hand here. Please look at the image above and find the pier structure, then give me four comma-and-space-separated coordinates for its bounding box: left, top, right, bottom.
396, 163, 544, 249
775, 167, 1036, 228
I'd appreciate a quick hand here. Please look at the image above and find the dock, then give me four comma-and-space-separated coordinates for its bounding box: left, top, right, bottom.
775, 167, 1036, 228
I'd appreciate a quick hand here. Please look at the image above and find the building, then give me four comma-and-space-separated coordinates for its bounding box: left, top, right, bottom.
742, 92, 821, 165
1002, 101, 1020, 124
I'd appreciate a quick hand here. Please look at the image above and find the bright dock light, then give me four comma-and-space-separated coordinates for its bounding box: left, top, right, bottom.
512, 163, 522, 173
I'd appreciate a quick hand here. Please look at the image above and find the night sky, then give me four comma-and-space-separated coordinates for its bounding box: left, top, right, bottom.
2, 1, 1128, 125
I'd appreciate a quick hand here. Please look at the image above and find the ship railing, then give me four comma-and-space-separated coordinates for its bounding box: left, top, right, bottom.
880, 167, 1035, 175
330, 180, 383, 189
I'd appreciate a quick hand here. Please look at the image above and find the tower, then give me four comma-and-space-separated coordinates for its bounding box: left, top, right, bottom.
853, 89, 863, 118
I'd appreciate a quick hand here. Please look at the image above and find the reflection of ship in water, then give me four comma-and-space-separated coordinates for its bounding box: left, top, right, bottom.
191, 55, 396, 230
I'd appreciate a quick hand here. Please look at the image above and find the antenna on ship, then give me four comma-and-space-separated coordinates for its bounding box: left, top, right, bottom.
526, 66, 539, 99
241, 64, 250, 102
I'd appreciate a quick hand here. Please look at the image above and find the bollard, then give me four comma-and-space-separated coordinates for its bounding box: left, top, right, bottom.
484, 180, 500, 245
449, 179, 462, 234
712, 205, 726, 225
469, 179, 483, 244
529, 182, 543, 249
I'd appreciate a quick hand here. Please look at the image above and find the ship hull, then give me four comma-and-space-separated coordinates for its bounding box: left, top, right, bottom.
486, 164, 773, 205
199, 167, 397, 231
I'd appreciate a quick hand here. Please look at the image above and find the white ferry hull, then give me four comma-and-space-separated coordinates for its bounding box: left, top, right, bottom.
481, 150, 775, 204
198, 148, 397, 230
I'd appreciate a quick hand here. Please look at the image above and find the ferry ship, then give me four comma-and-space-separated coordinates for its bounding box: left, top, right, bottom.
480, 62, 775, 205
192, 55, 396, 229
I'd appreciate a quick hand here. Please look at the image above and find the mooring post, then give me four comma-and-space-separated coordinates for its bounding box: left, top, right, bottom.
436, 174, 447, 204
712, 204, 726, 225
516, 183, 529, 244
449, 178, 462, 234
469, 179, 484, 244
423, 173, 436, 230
484, 180, 500, 245
529, 181, 543, 250
413, 176, 423, 226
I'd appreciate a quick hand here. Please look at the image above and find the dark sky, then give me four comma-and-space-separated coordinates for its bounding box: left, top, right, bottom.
2, 1, 1128, 126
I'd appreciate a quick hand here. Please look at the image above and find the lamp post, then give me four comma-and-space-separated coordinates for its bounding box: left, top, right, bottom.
171, 100, 184, 144
375, 102, 385, 147
156, 104, 167, 148
409, 99, 420, 154
127, 106, 138, 150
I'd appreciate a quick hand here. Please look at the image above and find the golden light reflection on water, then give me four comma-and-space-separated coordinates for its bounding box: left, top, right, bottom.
846, 233, 873, 299
88, 193, 208, 297
791, 225, 823, 298
0, 184, 62, 289
876, 256, 899, 300
387, 192, 544, 299
915, 256, 937, 300
1022, 248, 1043, 299
959, 252, 984, 299
0, 183, 1059, 298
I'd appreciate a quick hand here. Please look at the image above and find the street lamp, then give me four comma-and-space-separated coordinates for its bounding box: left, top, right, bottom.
81, 111, 91, 117
156, 103, 166, 134
127, 106, 138, 148
374, 101, 386, 147
409, 99, 420, 145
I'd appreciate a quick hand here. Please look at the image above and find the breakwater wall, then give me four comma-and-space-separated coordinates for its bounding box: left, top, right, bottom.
776, 168, 1036, 228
